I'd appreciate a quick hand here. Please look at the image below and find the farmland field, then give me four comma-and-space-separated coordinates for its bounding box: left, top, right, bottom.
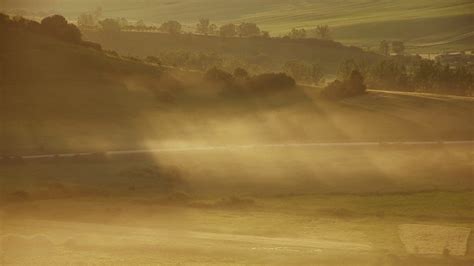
4, 0, 473, 51
1, 145, 473, 265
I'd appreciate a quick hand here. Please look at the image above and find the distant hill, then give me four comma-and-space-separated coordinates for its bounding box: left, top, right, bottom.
0, 24, 169, 153
332, 14, 474, 51
4, 0, 473, 51
82, 30, 381, 75
1, 17, 473, 156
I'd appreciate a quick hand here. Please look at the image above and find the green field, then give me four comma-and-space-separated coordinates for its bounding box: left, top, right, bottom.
4, 0, 473, 51
1, 147, 473, 264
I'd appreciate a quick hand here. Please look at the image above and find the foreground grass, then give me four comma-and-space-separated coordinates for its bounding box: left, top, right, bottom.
1, 190, 473, 265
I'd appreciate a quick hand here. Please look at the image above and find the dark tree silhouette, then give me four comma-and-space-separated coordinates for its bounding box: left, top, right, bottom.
315, 25, 331, 40
99, 18, 121, 32
196, 18, 210, 35
288, 28, 306, 39
160, 20, 182, 35
41, 15, 81, 43
219, 23, 237, 38
238, 23, 261, 37
392, 41, 405, 55
234, 68, 250, 79
379, 40, 390, 56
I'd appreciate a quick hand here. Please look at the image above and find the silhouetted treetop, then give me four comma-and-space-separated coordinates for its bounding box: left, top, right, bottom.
160, 20, 182, 35
41, 15, 81, 43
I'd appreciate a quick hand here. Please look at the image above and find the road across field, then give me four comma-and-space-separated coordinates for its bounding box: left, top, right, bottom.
3, 140, 473, 160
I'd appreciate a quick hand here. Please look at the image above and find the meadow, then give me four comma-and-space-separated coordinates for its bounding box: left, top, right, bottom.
1, 145, 473, 265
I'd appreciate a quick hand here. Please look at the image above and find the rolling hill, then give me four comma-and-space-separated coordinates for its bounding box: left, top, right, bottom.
3, 0, 473, 51
82, 30, 381, 75
1, 21, 473, 156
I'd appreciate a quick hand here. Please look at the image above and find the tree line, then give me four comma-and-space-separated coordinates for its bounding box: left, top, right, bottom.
77, 10, 333, 40
325, 56, 474, 98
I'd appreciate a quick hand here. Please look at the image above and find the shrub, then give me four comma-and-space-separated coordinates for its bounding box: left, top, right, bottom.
321, 70, 366, 100
233, 67, 250, 79
204, 67, 234, 86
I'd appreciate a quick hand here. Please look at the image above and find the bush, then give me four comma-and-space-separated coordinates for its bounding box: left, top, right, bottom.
321, 70, 366, 100
204, 67, 234, 86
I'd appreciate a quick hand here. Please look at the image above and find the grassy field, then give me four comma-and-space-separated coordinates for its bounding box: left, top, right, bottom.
1, 147, 473, 264
5, 0, 473, 51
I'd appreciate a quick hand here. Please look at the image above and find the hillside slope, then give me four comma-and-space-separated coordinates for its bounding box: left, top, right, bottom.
82, 30, 381, 74
0, 27, 168, 153
2, 25, 473, 156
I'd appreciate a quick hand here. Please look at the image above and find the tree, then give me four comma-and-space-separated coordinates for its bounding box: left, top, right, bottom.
219, 23, 237, 38
41, 15, 81, 43
288, 28, 306, 39
284, 60, 324, 84
238, 22, 261, 37
321, 70, 366, 99
234, 67, 250, 79
118, 18, 129, 28
196, 18, 210, 35
368, 59, 409, 91
99, 18, 121, 32
379, 40, 390, 56
346, 70, 366, 95
392, 41, 405, 55
160, 20, 182, 35
209, 24, 218, 35
315, 24, 331, 40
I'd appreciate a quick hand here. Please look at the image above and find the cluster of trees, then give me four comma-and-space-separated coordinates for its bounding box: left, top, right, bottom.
379, 40, 405, 56
0, 13, 101, 50
287, 25, 331, 40
283, 60, 324, 85
204, 67, 296, 94
81, 12, 334, 42
368, 57, 473, 95
153, 51, 223, 70
216, 22, 265, 38
335, 56, 474, 96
